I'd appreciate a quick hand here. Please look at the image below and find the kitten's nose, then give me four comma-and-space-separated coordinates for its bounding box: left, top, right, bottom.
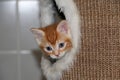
55, 54, 59, 57
55, 53, 59, 57
55, 51, 59, 57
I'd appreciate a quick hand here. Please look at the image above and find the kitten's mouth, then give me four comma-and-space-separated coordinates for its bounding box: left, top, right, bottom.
48, 53, 66, 64
48, 57, 58, 64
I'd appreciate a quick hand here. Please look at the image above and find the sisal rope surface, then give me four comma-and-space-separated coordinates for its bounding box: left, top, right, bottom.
62, 0, 120, 80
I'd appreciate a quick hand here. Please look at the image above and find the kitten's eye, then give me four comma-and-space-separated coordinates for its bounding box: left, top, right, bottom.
59, 43, 64, 48
46, 46, 52, 51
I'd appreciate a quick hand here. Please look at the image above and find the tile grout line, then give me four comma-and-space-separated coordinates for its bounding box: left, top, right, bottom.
0, 50, 31, 54
16, 0, 21, 80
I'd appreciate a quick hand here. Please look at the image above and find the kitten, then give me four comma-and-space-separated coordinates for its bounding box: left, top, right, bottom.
31, 0, 80, 80
31, 20, 72, 61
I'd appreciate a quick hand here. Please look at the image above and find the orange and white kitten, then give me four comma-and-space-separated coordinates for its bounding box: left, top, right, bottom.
31, 20, 74, 80
32, 0, 80, 80
31, 20, 72, 60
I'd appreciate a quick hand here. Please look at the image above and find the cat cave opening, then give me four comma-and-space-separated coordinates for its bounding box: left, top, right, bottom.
52, 0, 66, 21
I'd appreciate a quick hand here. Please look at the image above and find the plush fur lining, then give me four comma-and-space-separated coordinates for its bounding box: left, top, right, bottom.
39, 0, 81, 80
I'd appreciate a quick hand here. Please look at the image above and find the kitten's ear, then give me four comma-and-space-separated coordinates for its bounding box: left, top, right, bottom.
31, 28, 44, 44
57, 20, 70, 35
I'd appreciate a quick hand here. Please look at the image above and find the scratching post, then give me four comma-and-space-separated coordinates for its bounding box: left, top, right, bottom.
62, 0, 120, 80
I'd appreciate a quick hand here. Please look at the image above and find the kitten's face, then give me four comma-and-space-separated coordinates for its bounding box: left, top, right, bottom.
31, 20, 72, 59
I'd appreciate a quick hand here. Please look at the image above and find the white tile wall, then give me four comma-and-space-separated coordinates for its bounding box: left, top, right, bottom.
0, 54, 18, 80
0, 1, 42, 80
21, 54, 42, 80
19, 1, 40, 50
0, 1, 17, 50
